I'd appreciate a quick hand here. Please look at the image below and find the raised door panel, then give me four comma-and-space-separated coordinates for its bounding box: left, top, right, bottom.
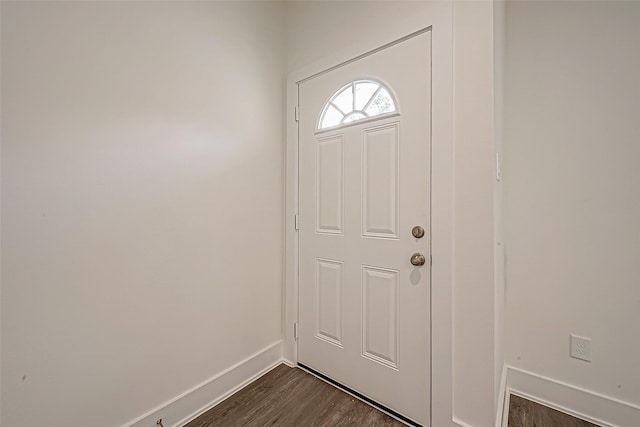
362, 124, 399, 239
316, 135, 344, 234
316, 258, 343, 347
362, 265, 399, 369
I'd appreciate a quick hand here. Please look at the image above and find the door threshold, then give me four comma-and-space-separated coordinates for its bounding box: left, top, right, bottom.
297, 363, 424, 427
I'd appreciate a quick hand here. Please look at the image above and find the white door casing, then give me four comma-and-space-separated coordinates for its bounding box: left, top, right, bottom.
298, 31, 431, 426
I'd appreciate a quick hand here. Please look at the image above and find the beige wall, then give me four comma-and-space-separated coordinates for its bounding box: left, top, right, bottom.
285, 1, 425, 72
504, 0, 640, 419
0, 2, 284, 426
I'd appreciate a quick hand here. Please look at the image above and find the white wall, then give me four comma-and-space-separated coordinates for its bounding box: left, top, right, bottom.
285, 2, 497, 426
285, 1, 427, 72
0, 2, 284, 426
504, 0, 640, 423
452, 2, 497, 425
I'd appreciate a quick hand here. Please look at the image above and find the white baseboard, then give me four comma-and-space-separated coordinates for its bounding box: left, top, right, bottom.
281, 358, 296, 368
451, 416, 476, 427
125, 340, 283, 427
495, 365, 509, 427
499, 365, 640, 427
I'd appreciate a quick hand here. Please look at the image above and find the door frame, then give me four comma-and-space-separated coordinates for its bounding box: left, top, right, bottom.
284, 3, 454, 426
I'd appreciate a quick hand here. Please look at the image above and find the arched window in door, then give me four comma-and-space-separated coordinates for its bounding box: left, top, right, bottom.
318, 80, 398, 131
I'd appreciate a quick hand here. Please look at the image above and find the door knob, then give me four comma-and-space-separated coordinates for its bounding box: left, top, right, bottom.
412, 226, 425, 238
410, 253, 426, 266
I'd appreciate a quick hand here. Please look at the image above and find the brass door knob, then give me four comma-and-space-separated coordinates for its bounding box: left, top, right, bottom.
410, 253, 426, 266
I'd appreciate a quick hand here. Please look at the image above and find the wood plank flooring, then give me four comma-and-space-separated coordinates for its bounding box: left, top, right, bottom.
185, 365, 603, 427
508, 394, 601, 427
184, 364, 405, 427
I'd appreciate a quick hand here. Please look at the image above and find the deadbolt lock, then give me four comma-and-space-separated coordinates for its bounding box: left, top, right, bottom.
412, 226, 425, 239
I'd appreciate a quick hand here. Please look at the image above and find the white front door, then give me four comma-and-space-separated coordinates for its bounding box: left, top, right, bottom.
298, 31, 432, 426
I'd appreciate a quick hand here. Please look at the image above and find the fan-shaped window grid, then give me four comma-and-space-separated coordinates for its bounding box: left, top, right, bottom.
318, 80, 397, 131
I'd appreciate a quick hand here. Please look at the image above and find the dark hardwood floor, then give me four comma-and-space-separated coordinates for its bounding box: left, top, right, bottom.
184, 366, 603, 427
508, 394, 600, 427
184, 364, 405, 427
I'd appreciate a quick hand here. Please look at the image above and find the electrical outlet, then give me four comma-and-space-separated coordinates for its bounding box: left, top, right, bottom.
570, 334, 591, 362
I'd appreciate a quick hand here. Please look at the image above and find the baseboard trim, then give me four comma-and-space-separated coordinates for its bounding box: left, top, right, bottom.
281, 358, 296, 368
125, 340, 283, 427
451, 416, 476, 427
501, 365, 640, 427
496, 365, 509, 427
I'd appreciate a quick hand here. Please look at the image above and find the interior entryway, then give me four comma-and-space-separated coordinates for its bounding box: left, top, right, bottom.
297, 31, 432, 426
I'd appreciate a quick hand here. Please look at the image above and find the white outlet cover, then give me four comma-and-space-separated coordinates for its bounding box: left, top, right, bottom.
570, 334, 592, 362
